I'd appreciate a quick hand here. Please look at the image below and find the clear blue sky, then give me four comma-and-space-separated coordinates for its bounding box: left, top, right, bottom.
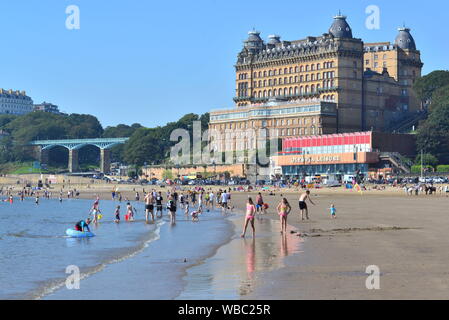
1, 0, 448, 128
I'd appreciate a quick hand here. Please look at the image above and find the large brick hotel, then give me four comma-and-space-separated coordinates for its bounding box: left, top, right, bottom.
209, 14, 422, 154
207, 14, 421, 179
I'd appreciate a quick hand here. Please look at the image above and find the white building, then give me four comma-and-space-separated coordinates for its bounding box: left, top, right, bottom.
0, 89, 34, 115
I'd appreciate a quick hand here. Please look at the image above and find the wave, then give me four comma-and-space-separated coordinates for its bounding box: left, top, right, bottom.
27, 220, 165, 300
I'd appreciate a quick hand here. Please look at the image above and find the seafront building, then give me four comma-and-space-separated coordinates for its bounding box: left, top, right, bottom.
209, 15, 423, 154
273, 131, 416, 180
0, 89, 34, 115
33, 102, 62, 114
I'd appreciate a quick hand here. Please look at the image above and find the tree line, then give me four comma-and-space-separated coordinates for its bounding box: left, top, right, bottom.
0, 111, 209, 170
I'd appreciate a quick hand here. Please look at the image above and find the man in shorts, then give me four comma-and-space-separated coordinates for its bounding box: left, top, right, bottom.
299, 190, 315, 220
144, 192, 155, 223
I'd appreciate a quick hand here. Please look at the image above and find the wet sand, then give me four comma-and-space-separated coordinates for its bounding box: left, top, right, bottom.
228, 192, 449, 300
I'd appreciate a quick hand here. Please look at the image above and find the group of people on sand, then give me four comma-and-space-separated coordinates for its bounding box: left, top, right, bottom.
240, 190, 337, 238
68, 187, 338, 239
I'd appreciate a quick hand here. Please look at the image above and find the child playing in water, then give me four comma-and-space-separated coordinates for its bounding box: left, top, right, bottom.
184, 200, 190, 216
126, 202, 136, 221
114, 205, 121, 223
191, 206, 202, 222
330, 204, 337, 219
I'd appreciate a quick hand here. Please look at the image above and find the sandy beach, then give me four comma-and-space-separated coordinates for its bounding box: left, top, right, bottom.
2, 175, 449, 299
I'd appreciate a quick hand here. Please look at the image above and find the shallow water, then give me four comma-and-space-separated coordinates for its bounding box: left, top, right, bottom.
0, 197, 233, 300
177, 216, 304, 299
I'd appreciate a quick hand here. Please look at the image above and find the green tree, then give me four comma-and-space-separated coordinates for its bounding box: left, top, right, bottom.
413, 70, 449, 105
414, 153, 439, 167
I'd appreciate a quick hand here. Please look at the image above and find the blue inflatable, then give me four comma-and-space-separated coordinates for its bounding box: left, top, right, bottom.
66, 228, 95, 238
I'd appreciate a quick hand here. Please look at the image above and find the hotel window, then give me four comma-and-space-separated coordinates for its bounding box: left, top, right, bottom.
311, 85, 315, 92
306, 75, 309, 81
281, 120, 284, 125
274, 89, 277, 96
274, 79, 277, 85
279, 78, 282, 84
294, 76, 298, 82
383, 54, 387, 60
289, 67, 293, 73
263, 80, 267, 87
264, 71, 268, 77
305, 86, 309, 93
317, 63, 321, 70
293, 128, 296, 135
284, 68, 288, 74
289, 76, 293, 83
258, 72, 261, 77
300, 66, 304, 72
287, 129, 291, 136
300, 75, 304, 82
374, 54, 378, 60
317, 73, 321, 80
258, 80, 261, 87
311, 74, 315, 81
268, 89, 272, 96
253, 81, 257, 87
284, 77, 288, 83
254, 72, 257, 78
274, 70, 277, 76
286, 119, 290, 125
304, 128, 308, 135
294, 66, 298, 73
306, 65, 309, 72
279, 68, 282, 74
374, 62, 378, 68
294, 87, 298, 95
365, 59, 370, 65
268, 70, 272, 76
383, 62, 387, 67
268, 79, 272, 86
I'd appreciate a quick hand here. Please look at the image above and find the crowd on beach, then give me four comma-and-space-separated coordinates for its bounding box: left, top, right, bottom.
0, 183, 338, 241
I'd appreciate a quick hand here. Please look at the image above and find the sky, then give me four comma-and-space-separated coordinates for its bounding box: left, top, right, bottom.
0, 0, 448, 128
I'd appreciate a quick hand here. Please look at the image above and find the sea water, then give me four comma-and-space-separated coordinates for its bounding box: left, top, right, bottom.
0, 197, 233, 300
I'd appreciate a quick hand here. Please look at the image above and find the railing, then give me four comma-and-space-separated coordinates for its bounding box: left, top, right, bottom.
380, 152, 412, 173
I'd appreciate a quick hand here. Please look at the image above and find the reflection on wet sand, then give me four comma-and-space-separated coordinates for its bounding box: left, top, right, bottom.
177, 216, 303, 299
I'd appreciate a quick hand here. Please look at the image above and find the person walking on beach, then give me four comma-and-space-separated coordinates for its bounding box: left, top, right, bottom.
220, 190, 228, 214
241, 197, 256, 238
299, 190, 315, 220
167, 195, 177, 225
277, 198, 292, 234
156, 192, 163, 218
144, 192, 155, 223
330, 204, 337, 219
256, 192, 265, 215
114, 205, 121, 223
